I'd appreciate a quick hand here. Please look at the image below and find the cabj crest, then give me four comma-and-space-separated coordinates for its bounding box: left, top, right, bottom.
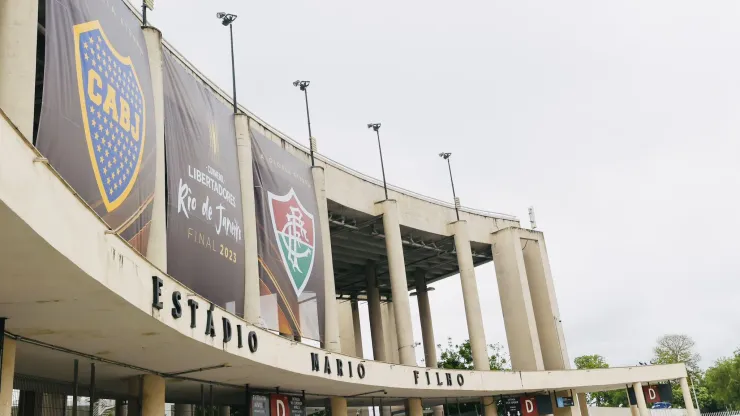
73, 21, 146, 212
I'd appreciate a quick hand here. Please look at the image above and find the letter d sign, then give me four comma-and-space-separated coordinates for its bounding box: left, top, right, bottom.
271, 394, 290, 416
520, 397, 538, 416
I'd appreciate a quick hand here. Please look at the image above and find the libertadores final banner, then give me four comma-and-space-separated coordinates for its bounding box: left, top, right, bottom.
252, 130, 324, 342
163, 49, 245, 316
37, 0, 156, 253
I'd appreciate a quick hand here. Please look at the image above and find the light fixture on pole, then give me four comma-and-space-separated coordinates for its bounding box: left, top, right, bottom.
293, 80, 316, 166
438, 152, 460, 220
216, 12, 238, 114
367, 123, 388, 200
142, 0, 154, 26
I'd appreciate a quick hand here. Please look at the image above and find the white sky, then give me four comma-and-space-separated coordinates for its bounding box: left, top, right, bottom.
145, 0, 740, 370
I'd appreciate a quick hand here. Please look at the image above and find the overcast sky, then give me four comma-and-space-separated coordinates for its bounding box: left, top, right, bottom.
146, 0, 740, 370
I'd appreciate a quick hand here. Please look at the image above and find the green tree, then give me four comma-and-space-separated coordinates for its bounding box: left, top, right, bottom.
437, 338, 509, 414
704, 349, 740, 409
649, 334, 705, 409
573, 354, 628, 407
651, 334, 701, 375
437, 338, 509, 371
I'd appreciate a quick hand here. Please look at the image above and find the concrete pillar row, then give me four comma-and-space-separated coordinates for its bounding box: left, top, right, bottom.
633, 382, 649, 416
129, 375, 165, 416
451, 221, 489, 370
365, 261, 386, 362
679, 377, 696, 416
406, 398, 423, 416
235, 114, 261, 324
141, 26, 167, 272
350, 297, 364, 358
0, 337, 17, 416
330, 397, 348, 416
377, 199, 416, 366
520, 229, 571, 371
0, 0, 38, 140
490, 227, 544, 371
384, 301, 400, 364
414, 270, 436, 367
414, 271, 446, 416
174, 404, 193, 416
313, 166, 341, 353
577, 393, 589, 416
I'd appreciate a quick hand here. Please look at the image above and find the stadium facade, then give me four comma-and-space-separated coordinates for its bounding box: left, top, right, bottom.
0, 1, 696, 416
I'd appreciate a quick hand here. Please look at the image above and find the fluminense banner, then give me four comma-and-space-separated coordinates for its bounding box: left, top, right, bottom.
162, 49, 245, 316
37, 0, 156, 253
252, 129, 324, 342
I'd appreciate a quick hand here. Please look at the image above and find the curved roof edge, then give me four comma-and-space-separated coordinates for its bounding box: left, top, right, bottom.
123, 2, 516, 222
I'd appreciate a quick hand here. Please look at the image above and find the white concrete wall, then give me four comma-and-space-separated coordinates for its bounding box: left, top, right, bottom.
0, 112, 690, 398
588, 408, 697, 416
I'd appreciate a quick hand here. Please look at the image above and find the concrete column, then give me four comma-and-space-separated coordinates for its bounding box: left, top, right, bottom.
680, 378, 696, 416
633, 382, 648, 416
452, 221, 489, 371
413, 272, 444, 416
338, 300, 356, 356
220, 406, 230, 416
235, 115, 261, 323
377, 200, 416, 366
174, 404, 193, 416
141, 26, 167, 271
129, 375, 165, 416
0, 0, 38, 140
312, 166, 340, 352
115, 400, 128, 416
330, 397, 348, 416
490, 227, 544, 371
41, 394, 66, 416
414, 270, 436, 367
366, 261, 386, 361
521, 229, 570, 370
406, 399, 422, 416
351, 297, 364, 358
577, 393, 589, 416
384, 301, 400, 364
0, 337, 17, 416
629, 405, 639, 416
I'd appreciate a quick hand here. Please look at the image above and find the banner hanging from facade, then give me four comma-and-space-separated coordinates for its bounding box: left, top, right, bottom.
162, 50, 245, 316
252, 129, 324, 342
37, 0, 156, 254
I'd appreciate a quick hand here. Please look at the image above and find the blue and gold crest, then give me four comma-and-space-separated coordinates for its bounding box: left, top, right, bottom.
73, 21, 146, 212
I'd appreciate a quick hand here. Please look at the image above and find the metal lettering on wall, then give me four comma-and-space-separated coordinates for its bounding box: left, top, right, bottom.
309, 352, 365, 379
412, 369, 464, 387
37, 0, 156, 254
152, 276, 257, 351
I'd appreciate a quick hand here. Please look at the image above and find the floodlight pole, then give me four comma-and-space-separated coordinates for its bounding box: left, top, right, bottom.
229, 22, 237, 114
368, 123, 388, 200
439, 153, 459, 220
293, 81, 315, 166
217, 13, 239, 114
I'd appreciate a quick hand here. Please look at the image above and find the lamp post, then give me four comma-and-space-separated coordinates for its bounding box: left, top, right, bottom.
367, 123, 388, 200
293, 80, 315, 166
217, 12, 238, 114
438, 152, 460, 220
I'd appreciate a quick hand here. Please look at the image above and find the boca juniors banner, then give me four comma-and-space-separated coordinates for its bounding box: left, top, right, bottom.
36, 0, 156, 253
162, 50, 245, 316
252, 130, 324, 342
